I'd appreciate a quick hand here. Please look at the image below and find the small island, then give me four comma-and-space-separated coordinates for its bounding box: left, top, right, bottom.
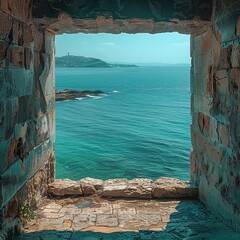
55, 55, 138, 68
56, 89, 106, 102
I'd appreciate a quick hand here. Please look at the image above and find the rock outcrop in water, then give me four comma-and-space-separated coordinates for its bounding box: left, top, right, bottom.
56, 89, 105, 101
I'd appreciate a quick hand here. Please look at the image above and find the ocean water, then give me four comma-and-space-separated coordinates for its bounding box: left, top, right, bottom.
55, 66, 191, 181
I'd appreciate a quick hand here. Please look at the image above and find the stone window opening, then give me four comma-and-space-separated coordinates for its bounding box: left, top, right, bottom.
53, 33, 192, 184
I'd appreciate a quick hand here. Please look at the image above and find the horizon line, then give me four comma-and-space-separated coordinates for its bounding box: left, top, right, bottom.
55, 55, 190, 65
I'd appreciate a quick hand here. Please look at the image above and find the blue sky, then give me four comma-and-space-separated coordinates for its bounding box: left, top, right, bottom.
56, 33, 190, 64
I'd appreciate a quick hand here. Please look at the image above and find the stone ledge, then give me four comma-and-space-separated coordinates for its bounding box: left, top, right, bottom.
48, 177, 198, 200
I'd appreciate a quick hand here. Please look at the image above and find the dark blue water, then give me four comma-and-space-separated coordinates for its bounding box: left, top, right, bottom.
55, 66, 191, 180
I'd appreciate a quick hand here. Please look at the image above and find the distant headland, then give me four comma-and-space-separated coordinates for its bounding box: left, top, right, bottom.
55, 55, 138, 68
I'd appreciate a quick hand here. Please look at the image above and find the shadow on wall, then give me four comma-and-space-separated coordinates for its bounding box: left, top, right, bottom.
16, 201, 240, 240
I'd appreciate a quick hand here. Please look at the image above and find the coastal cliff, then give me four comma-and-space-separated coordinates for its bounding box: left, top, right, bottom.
55, 55, 138, 68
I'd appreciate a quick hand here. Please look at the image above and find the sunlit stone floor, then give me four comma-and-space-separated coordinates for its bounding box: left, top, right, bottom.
17, 197, 240, 240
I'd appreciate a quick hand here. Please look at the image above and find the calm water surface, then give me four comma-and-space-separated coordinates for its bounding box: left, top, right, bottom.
55, 66, 191, 180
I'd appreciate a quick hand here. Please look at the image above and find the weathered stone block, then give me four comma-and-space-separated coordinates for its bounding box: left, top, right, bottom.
102, 178, 153, 199
218, 47, 231, 70
191, 129, 206, 152
12, 20, 23, 45
0, 140, 8, 172
80, 184, 96, 196
0, 68, 5, 97
96, 214, 118, 227
192, 94, 213, 114
24, 47, 32, 70
46, 155, 55, 184
35, 114, 49, 145
48, 109, 56, 138
5, 97, 18, 139
2, 141, 53, 206
0, 11, 12, 40
4, 68, 34, 98
208, 117, 218, 142
1, 0, 32, 23
198, 112, 208, 133
218, 123, 230, 146
45, 94, 55, 112
191, 72, 206, 95
44, 30, 55, 55
230, 45, 240, 68
48, 179, 82, 197
229, 68, 240, 93
5, 137, 19, 166
192, 51, 212, 76
205, 72, 215, 97
0, 40, 8, 62
3, 162, 50, 219
102, 179, 128, 198
39, 54, 55, 98
18, 95, 35, 123
5, 68, 20, 97
205, 141, 224, 164
216, 70, 229, 94
152, 177, 198, 199
9, 45, 24, 68
191, 30, 220, 83
197, 112, 218, 141
32, 26, 43, 52
200, 30, 212, 55
78, 177, 103, 191
28, 168, 48, 206
209, 163, 220, 186
128, 178, 153, 198
216, 2, 240, 45
4, 195, 19, 219
190, 149, 198, 182
14, 122, 28, 142
23, 24, 33, 47
237, 17, 240, 36
34, 51, 41, 68
0, 99, 5, 143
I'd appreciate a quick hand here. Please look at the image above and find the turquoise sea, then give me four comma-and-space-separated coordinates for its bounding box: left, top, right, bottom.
55, 66, 191, 181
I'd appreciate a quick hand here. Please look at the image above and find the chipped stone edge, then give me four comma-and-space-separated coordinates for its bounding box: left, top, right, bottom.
47, 177, 198, 200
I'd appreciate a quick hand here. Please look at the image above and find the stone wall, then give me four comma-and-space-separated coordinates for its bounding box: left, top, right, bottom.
0, 0, 55, 234
191, 0, 240, 232
1, 0, 240, 237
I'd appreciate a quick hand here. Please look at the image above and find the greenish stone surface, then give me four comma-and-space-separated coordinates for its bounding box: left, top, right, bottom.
33, 0, 212, 21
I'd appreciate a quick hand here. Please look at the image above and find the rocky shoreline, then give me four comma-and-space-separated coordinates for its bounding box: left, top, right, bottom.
56, 89, 105, 101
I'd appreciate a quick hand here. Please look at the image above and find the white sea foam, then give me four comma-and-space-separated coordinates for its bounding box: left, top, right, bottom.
76, 97, 83, 100
92, 96, 103, 99
86, 95, 103, 99
107, 90, 119, 94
